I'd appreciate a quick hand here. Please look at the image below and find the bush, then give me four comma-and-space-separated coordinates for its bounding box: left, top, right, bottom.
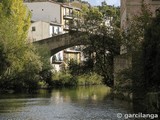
77, 72, 103, 86
51, 71, 103, 87
52, 71, 77, 86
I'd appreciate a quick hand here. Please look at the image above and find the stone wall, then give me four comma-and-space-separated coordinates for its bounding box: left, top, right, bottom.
114, 54, 132, 86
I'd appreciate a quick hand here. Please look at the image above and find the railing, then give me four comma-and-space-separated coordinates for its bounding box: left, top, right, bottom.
63, 14, 73, 19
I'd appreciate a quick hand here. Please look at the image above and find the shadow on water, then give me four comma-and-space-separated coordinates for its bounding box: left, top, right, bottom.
132, 88, 160, 114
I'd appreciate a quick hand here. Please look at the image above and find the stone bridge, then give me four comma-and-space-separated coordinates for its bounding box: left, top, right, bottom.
33, 32, 88, 55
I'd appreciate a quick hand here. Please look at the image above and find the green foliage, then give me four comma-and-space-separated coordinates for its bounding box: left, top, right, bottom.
75, 5, 121, 87
121, 3, 152, 53
89, 26, 120, 86
1, 0, 31, 40
98, 3, 120, 27
68, 59, 82, 76
143, 13, 160, 91
51, 71, 102, 87
79, 6, 103, 33
77, 73, 103, 86
34, 44, 53, 86
118, 3, 160, 92
52, 71, 77, 86
0, 0, 52, 91
65, 59, 102, 86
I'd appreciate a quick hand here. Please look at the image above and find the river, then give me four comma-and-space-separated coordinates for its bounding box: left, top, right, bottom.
0, 85, 135, 120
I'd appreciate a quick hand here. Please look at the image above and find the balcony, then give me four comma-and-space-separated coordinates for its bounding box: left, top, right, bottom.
64, 24, 69, 30
63, 14, 73, 19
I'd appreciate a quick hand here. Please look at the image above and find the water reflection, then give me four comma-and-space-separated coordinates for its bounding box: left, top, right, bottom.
0, 86, 132, 120
51, 86, 112, 104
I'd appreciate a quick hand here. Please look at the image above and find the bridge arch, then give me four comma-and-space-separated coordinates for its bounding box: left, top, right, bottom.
33, 32, 89, 55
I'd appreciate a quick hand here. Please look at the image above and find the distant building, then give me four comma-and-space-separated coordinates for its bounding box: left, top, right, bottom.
27, 21, 62, 42
25, 2, 63, 42
51, 47, 83, 72
120, 0, 160, 54
25, 1, 82, 38
64, 49, 81, 63
121, 0, 160, 30
61, 3, 81, 31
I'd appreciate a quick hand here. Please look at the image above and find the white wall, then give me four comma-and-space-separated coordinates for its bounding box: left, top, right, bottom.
28, 21, 50, 42
25, 2, 61, 24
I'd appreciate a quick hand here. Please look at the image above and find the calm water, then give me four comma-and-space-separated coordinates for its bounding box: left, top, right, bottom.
0, 86, 133, 120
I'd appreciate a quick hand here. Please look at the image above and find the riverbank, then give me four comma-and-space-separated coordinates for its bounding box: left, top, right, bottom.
113, 89, 160, 114
113, 90, 133, 101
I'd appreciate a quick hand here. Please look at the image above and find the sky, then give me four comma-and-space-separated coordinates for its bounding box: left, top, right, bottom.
84, 0, 120, 6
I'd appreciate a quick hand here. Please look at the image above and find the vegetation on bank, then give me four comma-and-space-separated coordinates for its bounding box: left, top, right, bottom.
0, 0, 52, 91
143, 11, 160, 91
43, 60, 103, 87
51, 71, 103, 87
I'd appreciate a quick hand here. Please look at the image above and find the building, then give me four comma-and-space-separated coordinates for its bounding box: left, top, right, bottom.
51, 48, 82, 72
25, 2, 63, 42
28, 21, 62, 42
61, 3, 81, 31
25, 1, 82, 38
25, 1, 84, 71
63, 49, 82, 63
121, 0, 160, 30
25, 2, 64, 72
120, 0, 160, 54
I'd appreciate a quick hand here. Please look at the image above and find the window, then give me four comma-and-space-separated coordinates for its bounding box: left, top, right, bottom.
155, 8, 160, 16
32, 26, 36, 31
53, 26, 55, 34
64, 20, 69, 29
58, 53, 62, 61
57, 27, 59, 34
69, 9, 73, 16
64, 8, 66, 15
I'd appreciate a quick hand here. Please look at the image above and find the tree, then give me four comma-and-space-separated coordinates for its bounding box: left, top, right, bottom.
98, 3, 120, 28
0, 0, 43, 90
34, 44, 53, 86
143, 11, 160, 91
121, 3, 152, 53
73, 5, 121, 86
1, 0, 31, 39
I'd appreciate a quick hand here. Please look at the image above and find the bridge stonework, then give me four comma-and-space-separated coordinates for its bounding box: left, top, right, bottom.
33, 32, 88, 55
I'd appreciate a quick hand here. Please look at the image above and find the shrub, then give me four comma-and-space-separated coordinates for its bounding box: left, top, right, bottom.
51, 71, 103, 87
77, 72, 103, 86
